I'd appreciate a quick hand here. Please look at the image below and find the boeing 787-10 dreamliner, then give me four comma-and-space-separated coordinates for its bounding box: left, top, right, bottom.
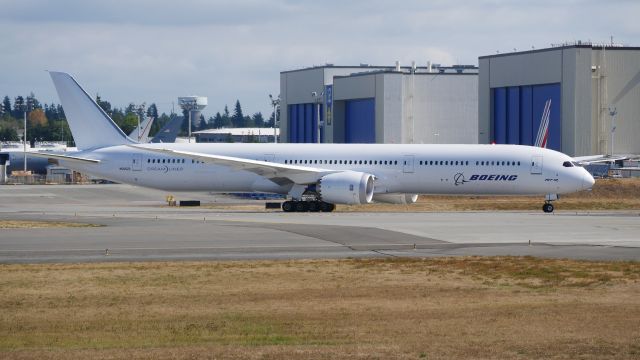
28, 72, 595, 213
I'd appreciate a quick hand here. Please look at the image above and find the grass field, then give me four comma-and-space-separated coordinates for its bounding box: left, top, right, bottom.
0, 221, 101, 229
1, 257, 640, 359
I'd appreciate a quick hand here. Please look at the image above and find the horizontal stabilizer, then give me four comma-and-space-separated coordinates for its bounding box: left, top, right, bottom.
26, 151, 100, 165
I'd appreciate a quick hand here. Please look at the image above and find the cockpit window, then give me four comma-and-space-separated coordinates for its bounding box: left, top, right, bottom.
562, 161, 574, 167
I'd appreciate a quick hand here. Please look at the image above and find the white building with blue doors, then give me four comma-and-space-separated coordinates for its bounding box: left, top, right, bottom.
280, 64, 478, 145
479, 42, 640, 156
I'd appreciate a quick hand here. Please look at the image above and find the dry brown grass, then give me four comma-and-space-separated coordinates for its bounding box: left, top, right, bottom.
1, 257, 639, 359
0, 220, 102, 229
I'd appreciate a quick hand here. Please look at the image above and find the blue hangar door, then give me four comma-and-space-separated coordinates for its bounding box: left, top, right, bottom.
491, 83, 561, 151
345, 98, 375, 143
288, 103, 322, 143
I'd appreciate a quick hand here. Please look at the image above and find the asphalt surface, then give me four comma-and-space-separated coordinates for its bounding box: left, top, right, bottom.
1, 184, 639, 263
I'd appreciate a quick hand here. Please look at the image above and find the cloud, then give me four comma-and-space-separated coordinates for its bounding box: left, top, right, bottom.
0, 0, 637, 117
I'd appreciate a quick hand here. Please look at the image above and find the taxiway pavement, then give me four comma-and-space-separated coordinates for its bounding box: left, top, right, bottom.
1, 184, 638, 263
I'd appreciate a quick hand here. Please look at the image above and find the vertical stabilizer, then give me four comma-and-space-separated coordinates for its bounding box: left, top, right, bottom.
150, 115, 183, 143
49, 72, 133, 150
128, 115, 155, 143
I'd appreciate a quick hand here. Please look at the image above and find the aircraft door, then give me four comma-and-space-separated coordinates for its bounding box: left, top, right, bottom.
530, 155, 542, 174
132, 154, 142, 171
403, 155, 415, 173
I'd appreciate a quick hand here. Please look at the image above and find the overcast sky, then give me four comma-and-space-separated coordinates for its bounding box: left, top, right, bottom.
1, 0, 638, 118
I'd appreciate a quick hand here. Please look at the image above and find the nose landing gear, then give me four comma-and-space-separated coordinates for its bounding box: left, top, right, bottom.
542, 193, 558, 213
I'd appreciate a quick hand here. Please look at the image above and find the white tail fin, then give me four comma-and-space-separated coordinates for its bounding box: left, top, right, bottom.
534, 99, 551, 148
49, 72, 134, 150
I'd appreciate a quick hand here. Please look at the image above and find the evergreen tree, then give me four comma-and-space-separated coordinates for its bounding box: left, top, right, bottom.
232, 100, 244, 127
2, 96, 11, 118
56, 104, 65, 119
212, 112, 224, 128
44, 103, 60, 121
252, 112, 265, 127
96, 95, 112, 115
244, 115, 253, 127
222, 106, 231, 127
266, 112, 275, 128
146, 103, 158, 120
110, 107, 126, 131
26, 92, 40, 110
13, 96, 25, 117
125, 103, 137, 115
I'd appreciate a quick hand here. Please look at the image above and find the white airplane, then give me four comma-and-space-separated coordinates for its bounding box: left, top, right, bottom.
28, 72, 595, 213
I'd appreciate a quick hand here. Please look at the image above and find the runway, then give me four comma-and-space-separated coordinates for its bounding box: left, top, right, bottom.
1, 184, 639, 263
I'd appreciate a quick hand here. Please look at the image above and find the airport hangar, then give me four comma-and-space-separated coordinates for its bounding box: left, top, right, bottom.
279, 64, 479, 145
479, 43, 640, 157
279, 44, 640, 160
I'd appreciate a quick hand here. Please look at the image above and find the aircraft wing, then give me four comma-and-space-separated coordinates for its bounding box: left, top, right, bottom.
573, 154, 628, 165
26, 151, 100, 165
129, 145, 336, 185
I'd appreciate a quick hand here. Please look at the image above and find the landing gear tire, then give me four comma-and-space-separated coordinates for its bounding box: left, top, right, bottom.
282, 201, 294, 212
308, 201, 320, 212
542, 203, 554, 213
295, 201, 308, 212
320, 202, 335, 212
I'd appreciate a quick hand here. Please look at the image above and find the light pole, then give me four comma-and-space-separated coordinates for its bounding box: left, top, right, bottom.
23, 110, 27, 171
609, 106, 617, 156
17, 96, 34, 172
311, 91, 324, 143
269, 94, 280, 144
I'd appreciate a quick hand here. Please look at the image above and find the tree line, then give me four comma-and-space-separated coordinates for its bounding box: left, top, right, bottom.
181, 100, 274, 134
0, 93, 276, 145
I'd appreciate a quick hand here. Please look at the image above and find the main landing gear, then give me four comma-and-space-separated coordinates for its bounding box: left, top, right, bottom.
282, 200, 335, 213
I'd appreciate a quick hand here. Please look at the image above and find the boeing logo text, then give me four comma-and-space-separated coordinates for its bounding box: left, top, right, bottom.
469, 174, 518, 181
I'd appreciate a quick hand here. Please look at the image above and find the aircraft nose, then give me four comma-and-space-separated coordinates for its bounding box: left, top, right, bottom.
582, 171, 595, 190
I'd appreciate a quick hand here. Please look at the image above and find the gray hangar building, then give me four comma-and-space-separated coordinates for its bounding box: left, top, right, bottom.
479, 43, 640, 156
279, 64, 478, 144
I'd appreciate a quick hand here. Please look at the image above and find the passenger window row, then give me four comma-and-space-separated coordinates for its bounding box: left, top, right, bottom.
419, 160, 470, 166
147, 158, 204, 164
284, 159, 400, 166
473, 160, 520, 166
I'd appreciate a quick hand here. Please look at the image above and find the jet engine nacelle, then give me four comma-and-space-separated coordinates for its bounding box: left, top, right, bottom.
372, 193, 419, 205
318, 171, 374, 205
